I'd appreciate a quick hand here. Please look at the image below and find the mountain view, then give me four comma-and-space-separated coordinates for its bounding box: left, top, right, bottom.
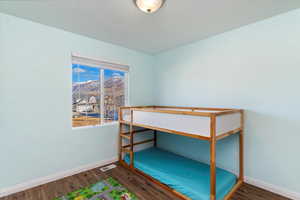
72, 64, 125, 127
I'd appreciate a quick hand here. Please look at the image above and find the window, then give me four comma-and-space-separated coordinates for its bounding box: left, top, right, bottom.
72, 55, 129, 128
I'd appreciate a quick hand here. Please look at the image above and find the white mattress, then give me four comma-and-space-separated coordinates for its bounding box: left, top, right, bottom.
122, 108, 241, 138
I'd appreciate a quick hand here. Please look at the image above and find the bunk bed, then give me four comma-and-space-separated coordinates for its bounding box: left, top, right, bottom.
118, 106, 244, 200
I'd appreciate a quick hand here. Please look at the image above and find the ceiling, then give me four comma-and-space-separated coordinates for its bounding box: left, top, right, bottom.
1, 0, 300, 54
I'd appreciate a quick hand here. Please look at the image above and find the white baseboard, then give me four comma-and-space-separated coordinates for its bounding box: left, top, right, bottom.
0, 157, 118, 198
245, 176, 300, 200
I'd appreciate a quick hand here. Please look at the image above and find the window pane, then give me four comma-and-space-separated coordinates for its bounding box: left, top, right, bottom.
104, 69, 126, 122
72, 64, 101, 127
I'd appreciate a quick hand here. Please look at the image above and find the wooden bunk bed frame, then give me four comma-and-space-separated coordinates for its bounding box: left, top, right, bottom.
118, 106, 244, 200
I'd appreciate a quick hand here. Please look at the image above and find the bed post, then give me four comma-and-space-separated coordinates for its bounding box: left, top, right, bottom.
118, 108, 123, 162
210, 114, 216, 200
130, 109, 134, 168
239, 110, 244, 181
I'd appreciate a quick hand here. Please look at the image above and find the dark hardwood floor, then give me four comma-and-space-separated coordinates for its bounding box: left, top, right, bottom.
1, 163, 290, 200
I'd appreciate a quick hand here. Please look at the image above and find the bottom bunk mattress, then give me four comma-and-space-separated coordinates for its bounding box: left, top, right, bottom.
124, 147, 236, 200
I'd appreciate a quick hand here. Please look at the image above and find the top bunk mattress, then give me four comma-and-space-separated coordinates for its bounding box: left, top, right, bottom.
121, 107, 241, 138
124, 147, 236, 200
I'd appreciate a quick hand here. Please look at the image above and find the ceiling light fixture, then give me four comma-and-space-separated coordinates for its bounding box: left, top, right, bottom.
134, 0, 166, 14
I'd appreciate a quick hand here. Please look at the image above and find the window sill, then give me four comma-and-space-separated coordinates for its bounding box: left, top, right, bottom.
72, 121, 119, 130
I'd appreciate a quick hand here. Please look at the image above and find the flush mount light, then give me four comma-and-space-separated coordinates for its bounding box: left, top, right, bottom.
134, 0, 166, 13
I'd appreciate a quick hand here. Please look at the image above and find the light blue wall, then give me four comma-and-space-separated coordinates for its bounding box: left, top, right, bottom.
0, 13, 155, 189
155, 9, 300, 193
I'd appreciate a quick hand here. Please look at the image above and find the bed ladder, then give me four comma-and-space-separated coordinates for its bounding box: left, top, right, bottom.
118, 110, 157, 168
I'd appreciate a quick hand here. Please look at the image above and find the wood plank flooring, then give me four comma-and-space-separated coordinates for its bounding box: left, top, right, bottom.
1, 163, 291, 200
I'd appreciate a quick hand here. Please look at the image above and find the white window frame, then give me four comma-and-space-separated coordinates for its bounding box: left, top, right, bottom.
72, 54, 129, 129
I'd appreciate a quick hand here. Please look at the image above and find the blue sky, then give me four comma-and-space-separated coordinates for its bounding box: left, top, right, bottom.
104, 68, 125, 80
72, 64, 99, 83
72, 64, 125, 83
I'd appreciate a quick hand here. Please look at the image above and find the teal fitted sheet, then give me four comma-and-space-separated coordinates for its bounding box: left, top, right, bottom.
124, 147, 236, 200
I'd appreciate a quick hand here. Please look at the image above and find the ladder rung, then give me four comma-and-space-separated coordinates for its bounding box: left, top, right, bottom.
121, 128, 149, 135
123, 139, 155, 148
120, 134, 131, 139
120, 129, 149, 140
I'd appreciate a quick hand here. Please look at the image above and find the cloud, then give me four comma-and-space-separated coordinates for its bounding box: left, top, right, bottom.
73, 67, 86, 73
112, 72, 121, 77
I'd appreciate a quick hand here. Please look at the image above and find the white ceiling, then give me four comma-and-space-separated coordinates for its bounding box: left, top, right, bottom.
1, 0, 300, 54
